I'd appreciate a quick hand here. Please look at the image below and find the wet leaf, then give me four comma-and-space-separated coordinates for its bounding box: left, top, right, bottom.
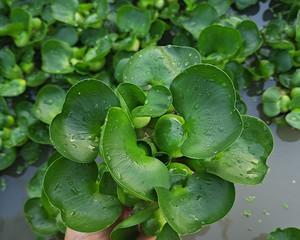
198, 25, 242, 64
286, 109, 300, 129
123, 45, 201, 88
132, 85, 172, 118
156, 173, 235, 235
207, 116, 273, 184
171, 64, 243, 159
154, 114, 185, 157
100, 107, 170, 201
33, 84, 66, 124
51, 0, 79, 25
43, 157, 122, 232
41, 39, 74, 74
267, 228, 300, 240
24, 198, 58, 236
116, 4, 151, 37
50, 80, 119, 163
237, 20, 263, 58
262, 87, 282, 117
177, 4, 218, 39
28, 121, 50, 144
0, 147, 16, 171
0, 79, 26, 97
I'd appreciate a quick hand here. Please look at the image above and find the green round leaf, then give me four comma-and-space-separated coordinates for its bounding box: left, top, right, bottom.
198, 25, 242, 63
27, 163, 48, 198
269, 50, 293, 73
168, 163, 194, 186
0, 47, 22, 79
116, 4, 151, 37
27, 70, 49, 87
262, 86, 282, 117
117, 83, 146, 112
100, 107, 170, 201
24, 198, 58, 236
15, 101, 37, 127
207, 0, 231, 16
123, 46, 201, 88
177, 3, 218, 39
6, 126, 28, 147
286, 109, 300, 130
28, 121, 51, 144
171, 64, 243, 159
154, 114, 185, 157
20, 141, 42, 165
0, 79, 26, 97
237, 20, 263, 58
115, 58, 130, 83
156, 173, 235, 235
51, 26, 78, 46
51, 0, 78, 25
132, 85, 172, 118
50, 80, 119, 163
9, 8, 32, 47
141, 209, 166, 236
143, 19, 167, 46
207, 115, 273, 185
0, 147, 16, 170
42, 39, 74, 74
33, 84, 66, 124
267, 228, 300, 240
43, 158, 122, 232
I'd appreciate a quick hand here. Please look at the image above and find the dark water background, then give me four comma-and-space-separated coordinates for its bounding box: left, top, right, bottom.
1, 1, 300, 239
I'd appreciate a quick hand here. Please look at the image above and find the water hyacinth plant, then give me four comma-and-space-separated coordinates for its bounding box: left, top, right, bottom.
0, 0, 266, 174
24, 46, 273, 239
0, 0, 299, 239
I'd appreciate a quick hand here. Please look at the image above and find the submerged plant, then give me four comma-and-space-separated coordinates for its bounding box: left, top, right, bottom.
24, 46, 273, 239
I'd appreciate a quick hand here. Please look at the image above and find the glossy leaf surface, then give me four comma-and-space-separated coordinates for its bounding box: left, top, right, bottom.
50, 80, 119, 163
42, 39, 73, 74
157, 173, 235, 235
123, 46, 201, 88
198, 25, 242, 63
24, 198, 58, 236
207, 116, 273, 184
43, 158, 122, 232
132, 85, 172, 118
171, 64, 243, 159
33, 84, 65, 124
101, 107, 170, 201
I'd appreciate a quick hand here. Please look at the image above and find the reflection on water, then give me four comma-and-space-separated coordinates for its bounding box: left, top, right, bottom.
253, 233, 268, 240
221, 219, 232, 240
276, 125, 300, 142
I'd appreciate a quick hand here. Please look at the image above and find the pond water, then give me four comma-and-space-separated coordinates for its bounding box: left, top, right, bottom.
1, 1, 300, 240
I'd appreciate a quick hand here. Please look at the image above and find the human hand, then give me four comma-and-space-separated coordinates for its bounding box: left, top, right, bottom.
64, 209, 156, 240
65, 228, 156, 240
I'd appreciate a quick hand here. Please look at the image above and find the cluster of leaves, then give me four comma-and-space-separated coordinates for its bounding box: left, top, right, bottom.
1, 0, 295, 239
260, 1, 300, 129
0, 0, 263, 173
24, 45, 273, 239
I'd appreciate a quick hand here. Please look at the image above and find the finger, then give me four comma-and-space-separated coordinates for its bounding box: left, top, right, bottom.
137, 236, 156, 240
65, 228, 110, 240
64, 208, 132, 240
